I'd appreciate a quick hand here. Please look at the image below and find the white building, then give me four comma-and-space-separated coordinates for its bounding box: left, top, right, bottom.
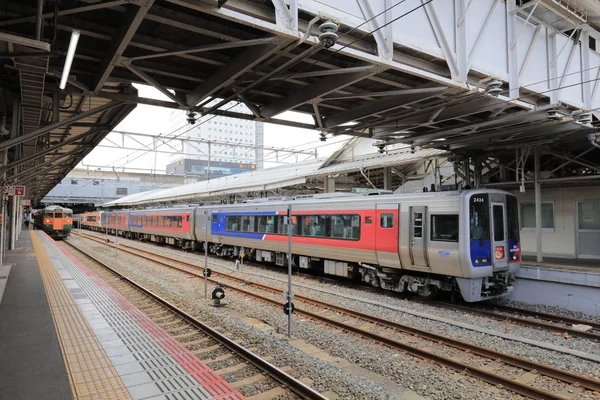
166, 103, 264, 179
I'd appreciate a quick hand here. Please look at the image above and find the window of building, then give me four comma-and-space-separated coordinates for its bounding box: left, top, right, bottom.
380, 213, 394, 228
431, 215, 459, 242
116, 187, 128, 195
520, 203, 554, 229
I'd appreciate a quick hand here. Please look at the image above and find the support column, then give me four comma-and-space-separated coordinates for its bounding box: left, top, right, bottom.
324, 176, 336, 193
534, 147, 543, 262
383, 167, 392, 191
9, 197, 16, 250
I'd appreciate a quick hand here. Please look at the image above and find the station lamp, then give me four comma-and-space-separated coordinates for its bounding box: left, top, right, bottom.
59, 30, 81, 90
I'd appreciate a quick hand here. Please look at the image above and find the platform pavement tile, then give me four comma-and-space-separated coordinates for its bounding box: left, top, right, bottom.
109, 353, 139, 366
119, 371, 154, 387
126, 381, 165, 400
114, 361, 146, 376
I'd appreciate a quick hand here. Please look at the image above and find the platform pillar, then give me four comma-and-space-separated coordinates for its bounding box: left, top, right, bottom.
9, 196, 16, 250
324, 175, 336, 193
383, 167, 392, 190
534, 147, 543, 262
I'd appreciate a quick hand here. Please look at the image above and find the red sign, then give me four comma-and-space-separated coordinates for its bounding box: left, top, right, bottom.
495, 246, 505, 260
14, 186, 25, 196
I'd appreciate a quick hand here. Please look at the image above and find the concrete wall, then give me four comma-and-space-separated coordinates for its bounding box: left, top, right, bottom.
513, 186, 600, 259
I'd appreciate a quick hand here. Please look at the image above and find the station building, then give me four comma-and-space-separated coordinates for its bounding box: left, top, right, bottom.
165, 104, 264, 180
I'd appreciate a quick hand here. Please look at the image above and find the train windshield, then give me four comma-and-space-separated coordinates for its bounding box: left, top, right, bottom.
469, 194, 489, 241
54, 213, 63, 218
43, 212, 53, 218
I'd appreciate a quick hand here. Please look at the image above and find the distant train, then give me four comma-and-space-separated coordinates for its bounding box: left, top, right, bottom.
79, 189, 520, 302
34, 205, 73, 239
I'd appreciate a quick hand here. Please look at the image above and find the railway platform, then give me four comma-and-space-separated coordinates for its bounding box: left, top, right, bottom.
511, 258, 600, 316
0, 229, 246, 400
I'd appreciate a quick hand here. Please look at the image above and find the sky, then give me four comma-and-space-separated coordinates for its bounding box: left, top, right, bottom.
77, 85, 350, 173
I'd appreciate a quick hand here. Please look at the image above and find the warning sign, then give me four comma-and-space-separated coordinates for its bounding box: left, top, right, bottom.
14, 186, 25, 196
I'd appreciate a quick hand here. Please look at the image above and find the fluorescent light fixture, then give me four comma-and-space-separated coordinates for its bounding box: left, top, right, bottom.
59, 30, 81, 90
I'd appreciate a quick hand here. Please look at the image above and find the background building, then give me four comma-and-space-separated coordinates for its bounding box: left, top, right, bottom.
166, 103, 264, 180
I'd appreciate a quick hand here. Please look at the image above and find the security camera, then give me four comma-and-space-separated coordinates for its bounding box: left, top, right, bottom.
187, 111, 197, 125
319, 132, 327, 142
377, 144, 386, 154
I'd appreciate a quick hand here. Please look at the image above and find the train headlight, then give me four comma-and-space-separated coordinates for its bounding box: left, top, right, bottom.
45, 219, 50, 223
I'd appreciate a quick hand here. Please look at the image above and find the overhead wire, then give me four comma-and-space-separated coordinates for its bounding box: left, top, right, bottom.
110, 0, 428, 170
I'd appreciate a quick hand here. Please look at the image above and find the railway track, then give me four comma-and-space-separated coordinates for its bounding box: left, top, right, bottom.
63, 239, 328, 400
71, 230, 600, 400
74, 230, 600, 342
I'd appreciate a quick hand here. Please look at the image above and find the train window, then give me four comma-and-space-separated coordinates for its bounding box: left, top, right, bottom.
492, 205, 505, 240
256, 216, 267, 233
240, 216, 252, 232
470, 194, 489, 241
55, 213, 63, 218
44, 213, 53, 218
430, 215, 458, 242
380, 213, 394, 228
177, 216, 182, 228
413, 213, 423, 238
301, 215, 329, 237
226, 215, 240, 231
276, 215, 299, 235
331, 215, 360, 239
266, 215, 275, 233
365, 216, 373, 224
212, 214, 217, 223
186, 215, 189, 222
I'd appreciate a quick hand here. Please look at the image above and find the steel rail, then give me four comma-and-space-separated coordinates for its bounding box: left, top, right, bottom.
427, 302, 600, 342
75, 230, 600, 340
63, 239, 329, 400
72, 231, 600, 399
483, 303, 600, 331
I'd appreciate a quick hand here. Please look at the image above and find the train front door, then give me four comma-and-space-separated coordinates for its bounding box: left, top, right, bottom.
490, 202, 508, 270
409, 206, 428, 268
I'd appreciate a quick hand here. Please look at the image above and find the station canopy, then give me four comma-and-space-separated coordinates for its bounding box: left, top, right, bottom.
2, 0, 600, 203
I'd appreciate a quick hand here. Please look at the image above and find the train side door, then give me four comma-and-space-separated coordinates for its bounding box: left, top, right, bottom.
375, 204, 400, 268
409, 206, 428, 268
490, 202, 508, 270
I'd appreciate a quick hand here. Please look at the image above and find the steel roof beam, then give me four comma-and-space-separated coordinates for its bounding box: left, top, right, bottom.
1, 0, 129, 26
185, 41, 283, 106
124, 63, 186, 107
323, 88, 447, 129
94, 91, 316, 130
260, 67, 378, 118
0, 100, 123, 152
2, 128, 107, 174
92, 1, 155, 92
129, 37, 277, 61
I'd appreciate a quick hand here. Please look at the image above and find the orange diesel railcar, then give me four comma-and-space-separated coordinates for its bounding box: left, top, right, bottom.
34, 205, 73, 239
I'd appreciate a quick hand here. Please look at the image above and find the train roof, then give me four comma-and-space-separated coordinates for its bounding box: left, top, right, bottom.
100, 189, 513, 213
43, 205, 72, 212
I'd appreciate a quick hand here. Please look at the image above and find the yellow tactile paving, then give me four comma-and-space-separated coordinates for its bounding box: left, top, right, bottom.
31, 231, 132, 400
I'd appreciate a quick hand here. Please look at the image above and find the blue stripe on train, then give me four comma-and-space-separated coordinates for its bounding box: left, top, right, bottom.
211, 211, 276, 240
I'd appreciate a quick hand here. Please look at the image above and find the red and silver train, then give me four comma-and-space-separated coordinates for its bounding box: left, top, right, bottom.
80, 189, 520, 302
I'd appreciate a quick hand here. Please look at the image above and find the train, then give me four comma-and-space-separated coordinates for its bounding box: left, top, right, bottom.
79, 189, 520, 302
34, 205, 73, 239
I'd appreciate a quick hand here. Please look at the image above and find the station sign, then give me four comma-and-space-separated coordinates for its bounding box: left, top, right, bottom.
22, 199, 31, 206
2, 185, 26, 196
